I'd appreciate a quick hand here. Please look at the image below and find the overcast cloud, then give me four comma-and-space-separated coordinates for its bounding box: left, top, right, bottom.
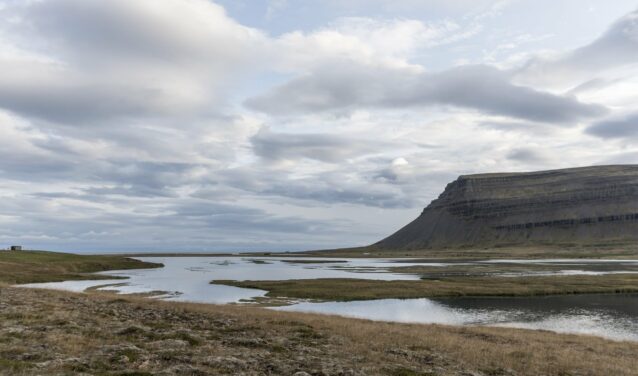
246, 64, 607, 122
0, 0, 637, 252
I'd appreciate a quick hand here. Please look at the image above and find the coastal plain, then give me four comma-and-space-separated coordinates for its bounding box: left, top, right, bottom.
3, 250, 638, 375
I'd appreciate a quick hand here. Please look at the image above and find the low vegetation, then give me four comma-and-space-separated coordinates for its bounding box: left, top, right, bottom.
122, 243, 638, 260
215, 274, 638, 302
2, 286, 638, 375
280, 259, 348, 264
387, 262, 638, 277
304, 243, 638, 259
4, 250, 638, 375
0, 250, 162, 284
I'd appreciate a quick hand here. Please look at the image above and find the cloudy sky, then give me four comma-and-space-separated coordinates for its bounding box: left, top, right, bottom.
1, 0, 637, 253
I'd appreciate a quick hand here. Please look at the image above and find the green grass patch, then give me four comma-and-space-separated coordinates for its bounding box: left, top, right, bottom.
384, 367, 436, 376
280, 259, 348, 264
0, 250, 162, 284
0, 358, 33, 372
214, 273, 638, 301
304, 243, 638, 260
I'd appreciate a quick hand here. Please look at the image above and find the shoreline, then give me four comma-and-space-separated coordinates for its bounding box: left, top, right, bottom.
0, 250, 162, 285
214, 273, 638, 302
6, 250, 638, 301
2, 286, 638, 375
3, 251, 638, 374
110, 243, 638, 260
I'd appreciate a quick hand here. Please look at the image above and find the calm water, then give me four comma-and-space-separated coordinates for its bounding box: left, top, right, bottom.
20, 256, 425, 303
276, 294, 638, 342
19, 256, 638, 341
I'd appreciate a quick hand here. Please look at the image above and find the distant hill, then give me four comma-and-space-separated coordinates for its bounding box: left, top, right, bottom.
376, 165, 638, 249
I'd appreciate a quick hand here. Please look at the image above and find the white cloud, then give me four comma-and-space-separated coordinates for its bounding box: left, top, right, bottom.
271, 17, 460, 73
0, 0, 266, 123
0, 1, 637, 251
246, 64, 606, 122
516, 9, 638, 88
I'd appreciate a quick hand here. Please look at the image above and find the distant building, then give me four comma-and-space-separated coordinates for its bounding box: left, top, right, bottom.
10, 245, 22, 251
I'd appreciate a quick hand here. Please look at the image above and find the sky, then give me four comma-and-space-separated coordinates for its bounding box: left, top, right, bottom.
1, 0, 638, 253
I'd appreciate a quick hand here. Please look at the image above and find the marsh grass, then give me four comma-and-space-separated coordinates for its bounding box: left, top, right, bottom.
215, 273, 638, 301
305, 243, 638, 259
120, 242, 638, 260
389, 262, 638, 277
3, 250, 638, 374
280, 259, 348, 264
0, 250, 162, 284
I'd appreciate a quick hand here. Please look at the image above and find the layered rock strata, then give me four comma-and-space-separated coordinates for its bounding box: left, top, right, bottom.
376, 165, 638, 249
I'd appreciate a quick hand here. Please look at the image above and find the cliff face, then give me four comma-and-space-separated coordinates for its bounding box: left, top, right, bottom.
376, 165, 638, 249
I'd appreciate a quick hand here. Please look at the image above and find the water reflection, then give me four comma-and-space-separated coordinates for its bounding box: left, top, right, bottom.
276, 294, 638, 342
19, 256, 422, 304
17, 256, 638, 341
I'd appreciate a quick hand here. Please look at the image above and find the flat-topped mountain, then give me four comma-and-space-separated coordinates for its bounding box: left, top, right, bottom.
376, 165, 638, 249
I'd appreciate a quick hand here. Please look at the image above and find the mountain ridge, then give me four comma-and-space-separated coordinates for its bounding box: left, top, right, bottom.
376, 165, 638, 249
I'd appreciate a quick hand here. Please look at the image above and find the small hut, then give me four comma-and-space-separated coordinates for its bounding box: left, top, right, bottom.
10, 245, 22, 251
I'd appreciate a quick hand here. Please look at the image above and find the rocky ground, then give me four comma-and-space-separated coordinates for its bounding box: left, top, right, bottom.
0, 287, 465, 376
2, 286, 638, 375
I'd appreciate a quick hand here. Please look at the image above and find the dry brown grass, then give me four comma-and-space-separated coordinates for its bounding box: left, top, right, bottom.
1, 286, 637, 375
198, 303, 638, 375
3, 250, 638, 374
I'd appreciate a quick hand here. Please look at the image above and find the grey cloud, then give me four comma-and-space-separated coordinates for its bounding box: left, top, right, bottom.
83, 185, 176, 199
421, 66, 605, 122
477, 120, 560, 136
0, 127, 420, 208
246, 64, 606, 123
0, 0, 262, 124
97, 161, 195, 190
597, 151, 638, 165
0, 0, 441, 252
261, 181, 416, 209
250, 127, 383, 162
374, 168, 402, 183
586, 113, 638, 139
0, 150, 75, 177
566, 78, 624, 96
0, 139, 203, 198
519, 9, 638, 84
22, 0, 259, 66
0, 78, 168, 124
0, 132, 79, 179
219, 165, 421, 209
553, 9, 638, 71
507, 147, 550, 163
0, 195, 352, 252
4, 1, 630, 253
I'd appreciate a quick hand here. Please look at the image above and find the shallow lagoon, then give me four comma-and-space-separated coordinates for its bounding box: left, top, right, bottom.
277, 294, 638, 342
20, 256, 426, 304
19, 256, 638, 341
